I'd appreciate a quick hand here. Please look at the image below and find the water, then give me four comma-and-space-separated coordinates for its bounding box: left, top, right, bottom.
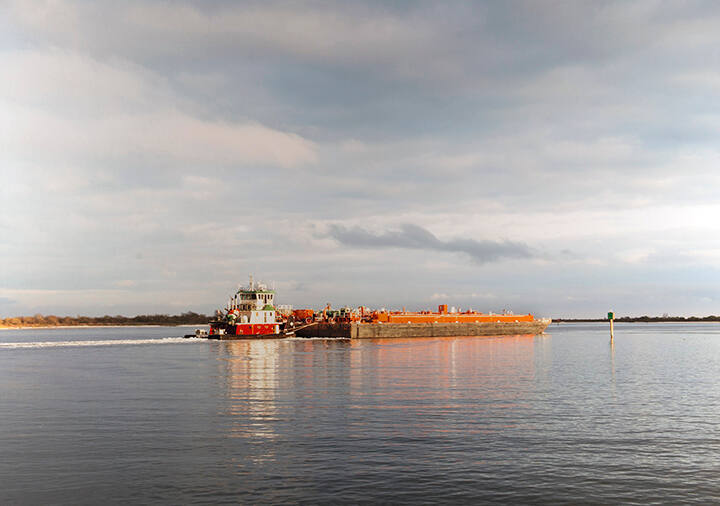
2, 323, 720, 504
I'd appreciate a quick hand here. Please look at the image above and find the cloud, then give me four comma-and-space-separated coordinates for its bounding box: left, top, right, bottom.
6, 1, 467, 79
328, 224, 535, 264
430, 292, 496, 301
0, 49, 317, 170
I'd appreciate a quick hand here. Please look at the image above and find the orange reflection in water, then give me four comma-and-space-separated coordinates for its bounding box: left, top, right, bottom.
348, 335, 548, 435
214, 334, 551, 453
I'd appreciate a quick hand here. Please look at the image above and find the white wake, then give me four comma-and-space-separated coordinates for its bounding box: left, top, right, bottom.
0, 337, 204, 349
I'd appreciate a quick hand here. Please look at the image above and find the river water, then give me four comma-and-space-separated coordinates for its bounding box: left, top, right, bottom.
1, 323, 720, 504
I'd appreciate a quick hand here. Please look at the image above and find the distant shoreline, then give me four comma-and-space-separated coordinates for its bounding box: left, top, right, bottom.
4, 318, 720, 330
0, 312, 211, 329
0, 324, 209, 330
554, 318, 720, 323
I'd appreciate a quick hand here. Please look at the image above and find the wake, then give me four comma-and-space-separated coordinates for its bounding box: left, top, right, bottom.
0, 337, 204, 350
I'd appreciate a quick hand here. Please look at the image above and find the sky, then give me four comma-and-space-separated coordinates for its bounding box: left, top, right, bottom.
3, 0, 720, 318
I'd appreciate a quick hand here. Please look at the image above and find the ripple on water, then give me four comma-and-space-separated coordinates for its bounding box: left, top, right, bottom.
1, 324, 720, 503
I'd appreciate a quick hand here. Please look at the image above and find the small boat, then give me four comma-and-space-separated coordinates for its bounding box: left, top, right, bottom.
183, 328, 209, 338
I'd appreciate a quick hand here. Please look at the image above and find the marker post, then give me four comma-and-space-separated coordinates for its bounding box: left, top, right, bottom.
608, 311, 615, 342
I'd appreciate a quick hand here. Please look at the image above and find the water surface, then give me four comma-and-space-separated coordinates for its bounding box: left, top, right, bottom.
2, 323, 720, 504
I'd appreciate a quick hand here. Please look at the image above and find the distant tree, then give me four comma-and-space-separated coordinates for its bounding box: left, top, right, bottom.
0, 311, 210, 327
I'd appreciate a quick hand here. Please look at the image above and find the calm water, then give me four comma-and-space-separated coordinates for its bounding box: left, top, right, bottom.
2, 323, 720, 504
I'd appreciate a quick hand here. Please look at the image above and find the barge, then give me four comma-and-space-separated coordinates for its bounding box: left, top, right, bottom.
295, 304, 551, 338
202, 278, 550, 340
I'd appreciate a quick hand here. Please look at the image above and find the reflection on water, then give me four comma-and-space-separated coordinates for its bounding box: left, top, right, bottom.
218, 340, 282, 442
610, 338, 617, 397
216, 335, 547, 452
348, 336, 543, 436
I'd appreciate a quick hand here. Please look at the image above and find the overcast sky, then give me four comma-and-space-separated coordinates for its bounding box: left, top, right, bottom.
3, 0, 720, 318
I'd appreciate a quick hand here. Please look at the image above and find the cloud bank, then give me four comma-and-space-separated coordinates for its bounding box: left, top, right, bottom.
329, 224, 534, 263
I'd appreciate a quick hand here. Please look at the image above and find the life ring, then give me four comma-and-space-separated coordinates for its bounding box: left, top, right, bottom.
305, 317, 313, 324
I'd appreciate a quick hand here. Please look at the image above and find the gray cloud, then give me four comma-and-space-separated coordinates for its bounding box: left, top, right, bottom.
328, 224, 534, 263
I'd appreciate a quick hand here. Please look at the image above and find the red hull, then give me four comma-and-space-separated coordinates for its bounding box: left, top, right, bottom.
210, 322, 280, 336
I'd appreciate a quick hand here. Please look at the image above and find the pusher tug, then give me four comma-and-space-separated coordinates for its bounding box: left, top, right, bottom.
206, 276, 288, 339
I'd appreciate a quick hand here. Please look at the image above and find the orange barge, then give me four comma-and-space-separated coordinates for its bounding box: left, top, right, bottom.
373, 304, 535, 324
296, 304, 550, 339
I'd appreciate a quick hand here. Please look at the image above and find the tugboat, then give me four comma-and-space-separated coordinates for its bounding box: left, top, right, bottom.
208, 276, 284, 339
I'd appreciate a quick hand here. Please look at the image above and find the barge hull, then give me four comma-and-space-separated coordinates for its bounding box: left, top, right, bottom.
295, 320, 550, 339
210, 333, 285, 340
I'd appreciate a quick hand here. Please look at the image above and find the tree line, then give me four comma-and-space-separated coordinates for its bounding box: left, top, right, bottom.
0, 312, 211, 327
554, 315, 720, 322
